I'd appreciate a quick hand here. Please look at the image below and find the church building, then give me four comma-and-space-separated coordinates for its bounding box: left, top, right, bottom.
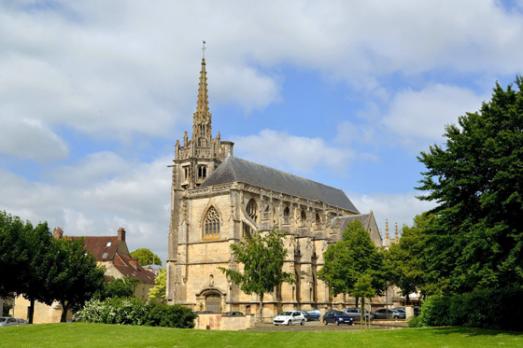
166, 54, 382, 318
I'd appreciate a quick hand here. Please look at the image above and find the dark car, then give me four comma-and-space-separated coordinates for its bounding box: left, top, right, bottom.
372, 308, 403, 319
344, 307, 373, 321
323, 310, 354, 326
304, 310, 321, 321
222, 311, 244, 317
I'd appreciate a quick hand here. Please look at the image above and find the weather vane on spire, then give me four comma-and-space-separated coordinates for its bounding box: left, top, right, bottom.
202, 40, 206, 59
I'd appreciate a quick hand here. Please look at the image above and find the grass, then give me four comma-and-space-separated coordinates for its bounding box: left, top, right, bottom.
0, 323, 522, 348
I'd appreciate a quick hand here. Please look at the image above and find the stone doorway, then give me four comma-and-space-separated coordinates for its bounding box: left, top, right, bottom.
205, 293, 222, 313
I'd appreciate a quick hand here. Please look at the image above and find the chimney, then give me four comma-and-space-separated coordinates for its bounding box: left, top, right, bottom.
117, 227, 126, 241
52, 227, 64, 239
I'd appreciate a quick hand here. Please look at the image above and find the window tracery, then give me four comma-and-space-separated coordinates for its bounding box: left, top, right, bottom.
203, 206, 220, 238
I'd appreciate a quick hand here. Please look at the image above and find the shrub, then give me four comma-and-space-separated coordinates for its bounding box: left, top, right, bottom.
144, 304, 196, 328
418, 288, 523, 331
76, 298, 196, 328
408, 315, 422, 327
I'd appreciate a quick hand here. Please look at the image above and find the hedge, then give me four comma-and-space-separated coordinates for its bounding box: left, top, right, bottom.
75, 297, 196, 328
413, 288, 523, 331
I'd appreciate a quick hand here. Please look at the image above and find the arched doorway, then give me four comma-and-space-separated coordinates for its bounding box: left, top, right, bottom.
205, 293, 222, 313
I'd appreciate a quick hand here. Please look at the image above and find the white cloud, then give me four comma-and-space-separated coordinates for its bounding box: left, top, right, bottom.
234, 129, 351, 173
383, 84, 486, 145
0, 154, 171, 259
0, 0, 521, 150
351, 192, 436, 237
0, 118, 68, 161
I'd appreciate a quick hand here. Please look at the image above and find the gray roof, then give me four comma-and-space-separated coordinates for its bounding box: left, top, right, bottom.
201, 156, 359, 213
331, 213, 373, 230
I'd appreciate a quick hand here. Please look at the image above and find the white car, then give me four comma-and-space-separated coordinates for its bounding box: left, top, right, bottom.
272, 311, 306, 326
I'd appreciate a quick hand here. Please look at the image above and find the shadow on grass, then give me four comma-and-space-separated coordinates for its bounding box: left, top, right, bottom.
429, 326, 523, 337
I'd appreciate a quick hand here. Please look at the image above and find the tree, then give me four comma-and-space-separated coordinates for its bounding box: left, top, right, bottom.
418, 77, 523, 293
20, 222, 56, 324
319, 221, 385, 309
0, 211, 30, 297
219, 231, 292, 321
353, 272, 375, 328
148, 268, 166, 304
130, 248, 161, 266
384, 214, 432, 301
48, 238, 105, 322
0, 212, 56, 323
98, 277, 138, 300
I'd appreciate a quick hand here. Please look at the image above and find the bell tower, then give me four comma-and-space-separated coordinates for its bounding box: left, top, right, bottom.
166, 43, 234, 303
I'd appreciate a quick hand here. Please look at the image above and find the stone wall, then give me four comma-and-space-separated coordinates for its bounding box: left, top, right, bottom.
194, 313, 256, 330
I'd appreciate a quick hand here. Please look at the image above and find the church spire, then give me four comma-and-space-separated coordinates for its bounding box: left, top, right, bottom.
192, 41, 211, 141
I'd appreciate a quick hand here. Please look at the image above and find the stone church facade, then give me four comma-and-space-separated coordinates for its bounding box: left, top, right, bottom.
166, 56, 382, 318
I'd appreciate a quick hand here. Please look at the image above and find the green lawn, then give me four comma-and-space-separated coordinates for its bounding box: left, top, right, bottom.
0, 323, 522, 348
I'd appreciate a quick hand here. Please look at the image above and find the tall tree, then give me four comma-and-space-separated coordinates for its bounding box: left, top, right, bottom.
148, 268, 166, 304
418, 77, 523, 293
220, 231, 292, 321
319, 220, 385, 307
384, 214, 432, 301
20, 222, 56, 324
130, 248, 161, 266
0, 211, 29, 297
48, 239, 105, 322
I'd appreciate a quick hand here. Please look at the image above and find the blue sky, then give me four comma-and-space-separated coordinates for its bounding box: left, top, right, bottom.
1, 1, 522, 259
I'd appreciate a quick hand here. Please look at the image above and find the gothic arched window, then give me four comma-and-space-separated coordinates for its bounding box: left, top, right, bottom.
246, 199, 257, 222
203, 207, 220, 238
283, 206, 290, 225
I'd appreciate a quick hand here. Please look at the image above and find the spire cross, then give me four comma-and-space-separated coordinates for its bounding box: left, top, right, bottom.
202, 40, 206, 59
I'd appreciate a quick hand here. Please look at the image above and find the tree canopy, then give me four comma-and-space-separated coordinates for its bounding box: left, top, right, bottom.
48, 238, 105, 322
417, 77, 523, 293
130, 248, 162, 266
220, 230, 292, 320
319, 220, 385, 299
148, 268, 166, 304
384, 214, 433, 299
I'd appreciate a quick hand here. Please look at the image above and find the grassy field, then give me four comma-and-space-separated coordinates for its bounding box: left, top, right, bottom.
0, 323, 522, 348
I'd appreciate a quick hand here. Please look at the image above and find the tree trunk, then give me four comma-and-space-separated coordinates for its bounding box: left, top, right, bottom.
361, 297, 366, 328
60, 302, 69, 323
406, 293, 410, 305
28, 298, 35, 324
258, 293, 264, 323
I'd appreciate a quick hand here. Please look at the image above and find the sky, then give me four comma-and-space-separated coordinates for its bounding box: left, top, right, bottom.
1, 0, 523, 260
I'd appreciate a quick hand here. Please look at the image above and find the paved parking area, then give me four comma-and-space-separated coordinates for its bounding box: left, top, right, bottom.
249, 320, 407, 332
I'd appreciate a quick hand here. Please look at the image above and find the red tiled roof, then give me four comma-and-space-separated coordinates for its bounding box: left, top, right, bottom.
66, 235, 155, 284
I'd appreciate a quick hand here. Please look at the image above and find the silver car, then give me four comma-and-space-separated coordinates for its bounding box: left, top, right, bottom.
0, 317, 20, 327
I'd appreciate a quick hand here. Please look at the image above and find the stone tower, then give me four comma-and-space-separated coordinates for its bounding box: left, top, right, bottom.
166, 53, 234, 303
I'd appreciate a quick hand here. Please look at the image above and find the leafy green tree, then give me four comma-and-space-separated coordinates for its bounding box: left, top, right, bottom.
48, 239, 105, 322
384, 214, 433, 301
353, 272, 375, 327
0, 211, 30, 297
130, 248, 161, 266
418, 77, 523, 293
148, 268, 166, 304
0, 212, 56, 323
219, 231, 292, 320
98, 277, 138, 300
20, 222, 56, 324
319, 221, 385, 307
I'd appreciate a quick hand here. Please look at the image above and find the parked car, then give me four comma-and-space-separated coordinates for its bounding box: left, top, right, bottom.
304, 310, 321, 321
222, 311, 244, 317
272, 311, 306, 326
0, 317, 20, 327
392, 307, 407, 319
344, 307, 373, 321
323, 310, 354, 326
16, 318, 27, 325
372, 308, 404, 319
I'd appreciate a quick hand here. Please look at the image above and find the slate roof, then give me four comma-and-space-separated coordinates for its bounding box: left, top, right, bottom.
330, 213, 373, 230
201, 156, 359, 213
